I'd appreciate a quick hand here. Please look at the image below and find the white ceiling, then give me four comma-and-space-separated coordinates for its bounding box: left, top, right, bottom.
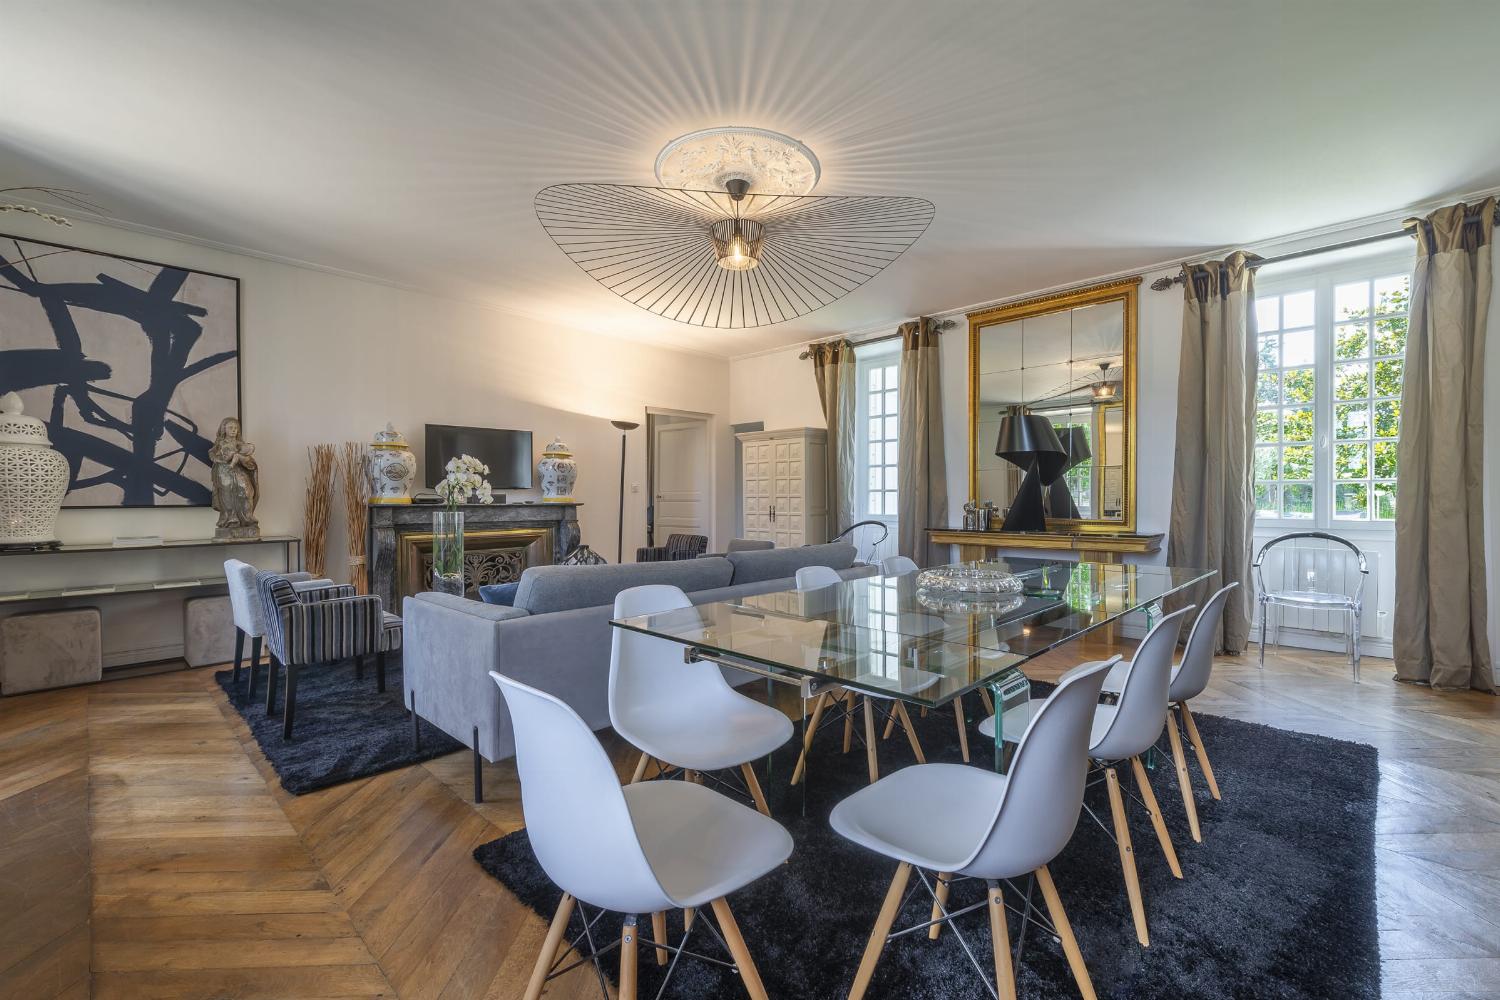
5, 0, 1498, 358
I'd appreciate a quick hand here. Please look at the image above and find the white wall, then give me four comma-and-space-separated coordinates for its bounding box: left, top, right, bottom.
728, 346, 826, 430
3, 213, 733, 665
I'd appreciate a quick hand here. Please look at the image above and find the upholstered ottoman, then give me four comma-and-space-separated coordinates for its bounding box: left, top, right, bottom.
0, 607, 103, 695
184, 595, 236, 668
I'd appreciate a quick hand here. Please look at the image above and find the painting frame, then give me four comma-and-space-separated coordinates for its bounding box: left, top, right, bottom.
0, 230, 243, 509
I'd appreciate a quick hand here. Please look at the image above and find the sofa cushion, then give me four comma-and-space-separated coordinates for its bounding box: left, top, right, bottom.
726, 542, 858, 585
513, 556, 734, 616
478, 582, 520, 606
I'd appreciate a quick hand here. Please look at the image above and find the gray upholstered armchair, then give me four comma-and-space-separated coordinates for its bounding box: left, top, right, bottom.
254, 571, 403, 739
223, 558, 335, 689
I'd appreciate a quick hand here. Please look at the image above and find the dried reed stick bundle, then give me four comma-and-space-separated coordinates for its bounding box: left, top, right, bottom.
339, 441, 370, 593
303, 444, 337, 578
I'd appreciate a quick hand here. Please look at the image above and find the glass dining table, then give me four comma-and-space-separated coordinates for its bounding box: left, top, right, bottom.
611, 557, 1214, 783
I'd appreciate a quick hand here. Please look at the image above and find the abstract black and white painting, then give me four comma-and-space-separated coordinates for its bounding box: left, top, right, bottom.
0, 233, 240, 507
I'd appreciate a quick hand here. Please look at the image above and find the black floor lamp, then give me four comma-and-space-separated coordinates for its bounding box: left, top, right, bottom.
610, 420, 639, 563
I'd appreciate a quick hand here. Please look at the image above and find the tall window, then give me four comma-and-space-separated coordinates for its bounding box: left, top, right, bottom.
1253, 253, 1411, 525
856, 343, 900, 521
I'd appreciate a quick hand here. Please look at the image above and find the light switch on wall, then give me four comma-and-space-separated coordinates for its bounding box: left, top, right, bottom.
630, 483, 640, 493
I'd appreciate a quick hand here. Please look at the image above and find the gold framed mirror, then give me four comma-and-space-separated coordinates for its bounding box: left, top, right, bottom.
967, 276, 1140, 533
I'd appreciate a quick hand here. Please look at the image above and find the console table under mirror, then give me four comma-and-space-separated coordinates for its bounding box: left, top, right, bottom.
966, 276, 1142, 552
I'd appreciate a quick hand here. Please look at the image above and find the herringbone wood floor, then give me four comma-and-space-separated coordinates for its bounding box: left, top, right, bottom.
2, 645, 1497, 999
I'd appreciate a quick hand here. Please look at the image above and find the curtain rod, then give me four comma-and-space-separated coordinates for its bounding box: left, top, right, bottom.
798, 318, 956, 360
1150, 206, 1500, 291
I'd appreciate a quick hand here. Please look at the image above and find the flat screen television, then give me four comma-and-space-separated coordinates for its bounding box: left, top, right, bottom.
424, 424, 533, 490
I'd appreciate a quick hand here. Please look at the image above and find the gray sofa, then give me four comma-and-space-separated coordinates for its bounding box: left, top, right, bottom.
402, 541, 876, 779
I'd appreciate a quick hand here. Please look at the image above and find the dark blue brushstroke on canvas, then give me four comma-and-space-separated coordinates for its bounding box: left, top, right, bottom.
0, 239, 236, 505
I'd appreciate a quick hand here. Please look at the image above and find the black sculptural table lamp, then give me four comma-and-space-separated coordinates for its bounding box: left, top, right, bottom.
1046, 426, 1092, 520
995, 409, 1066, 533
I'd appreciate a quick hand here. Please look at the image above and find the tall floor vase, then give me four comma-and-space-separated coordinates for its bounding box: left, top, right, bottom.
432, 509, 465, 596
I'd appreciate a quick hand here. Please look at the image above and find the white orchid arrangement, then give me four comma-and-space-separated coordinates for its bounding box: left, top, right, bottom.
436, 454, 495, 509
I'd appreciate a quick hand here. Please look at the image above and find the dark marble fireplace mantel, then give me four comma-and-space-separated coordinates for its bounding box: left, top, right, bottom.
367, 502, 582, 610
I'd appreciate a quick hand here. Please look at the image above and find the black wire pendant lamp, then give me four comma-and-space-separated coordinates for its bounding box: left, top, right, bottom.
535, 127, 934, 329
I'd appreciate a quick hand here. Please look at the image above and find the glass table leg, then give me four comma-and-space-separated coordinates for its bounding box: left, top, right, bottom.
987, 672, 1030, 774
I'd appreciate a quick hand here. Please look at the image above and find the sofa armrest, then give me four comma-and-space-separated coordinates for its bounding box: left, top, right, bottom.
275, 594, 383, 665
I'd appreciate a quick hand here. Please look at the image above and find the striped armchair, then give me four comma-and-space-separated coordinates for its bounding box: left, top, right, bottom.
254, 571, 403, 739
635, 533, 709, 563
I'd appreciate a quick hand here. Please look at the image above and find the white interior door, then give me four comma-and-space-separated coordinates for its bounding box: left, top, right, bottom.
652, 418, 710, 545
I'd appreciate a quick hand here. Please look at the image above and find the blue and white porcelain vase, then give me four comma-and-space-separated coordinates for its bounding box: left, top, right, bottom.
537, 437, 577, 502
368, 424, 417, 504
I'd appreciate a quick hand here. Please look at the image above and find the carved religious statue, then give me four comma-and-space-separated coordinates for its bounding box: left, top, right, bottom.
209, 417, 261, 540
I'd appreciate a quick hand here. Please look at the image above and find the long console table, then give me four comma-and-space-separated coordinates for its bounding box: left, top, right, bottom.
928, 528, 1164, 564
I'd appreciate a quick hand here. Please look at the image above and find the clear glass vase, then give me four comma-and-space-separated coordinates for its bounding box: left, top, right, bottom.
431, 509, 465, 596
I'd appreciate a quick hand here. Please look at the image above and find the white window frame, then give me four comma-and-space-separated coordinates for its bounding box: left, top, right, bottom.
854, 340, 902, 526
1252, 248, 1413, 535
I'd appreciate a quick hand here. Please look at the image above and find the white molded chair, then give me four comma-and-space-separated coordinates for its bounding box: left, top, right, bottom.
830, 657, 1119, 1000
790, 566, 944, 784
493, 671, 791, 1000
611, 585, 793, 816
1102, 583, 1238, 843
881, 555, 920, 576
980, 604, 1194, 947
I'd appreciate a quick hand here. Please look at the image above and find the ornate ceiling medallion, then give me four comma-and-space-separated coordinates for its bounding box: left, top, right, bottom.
536, 128, 933, 329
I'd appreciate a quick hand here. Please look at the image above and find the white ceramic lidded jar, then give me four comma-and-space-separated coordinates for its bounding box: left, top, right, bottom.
537, 437, 578, 502
0, 392, 69, 548
368, 423, 417, 504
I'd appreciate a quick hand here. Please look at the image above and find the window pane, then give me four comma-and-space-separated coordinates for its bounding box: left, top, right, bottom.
1282, 483, 1314, 518
1283, 290, 1315, 328
1373, 399, 1400, 438
1335, 322, 1370, 360
1255, 410, 1278, 443
1374, 273, 1410, 314
1256, 371, 1279, 405
883, 416, 898, 440
1281, 407, 1314, 442
884, 389, 898, 416
1373, 440, 1398, 478
1374, 482, 1397, 520
1282, 445, 1313, 479
868, 367, 883, 392
1255, 483, 1278, 516
869, 467, 883, 490
1335, 483, 1369, 520
1335, 362, 1369, 401
868, 492, 884, 516
1335, 403, 1369, 440
1375, 316, 1407, 357
1282, 368, 1315, 403
1282, 330, 1315, 366
884, 442, 897, 465
884, 490, 898, 515
1335, 281, 1371, 321
869, 417, 882, 441
869, 443, 882, 467
1258, 335, 1279, 370
1373, 358, 1402, 397
1255, 296, 1280, 332
1335, 442, 1368, 479
1254, 446, 1279, 480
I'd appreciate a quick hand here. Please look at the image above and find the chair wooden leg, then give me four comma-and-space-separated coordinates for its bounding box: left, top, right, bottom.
979, 686, 995, 716
650, 910, 669, 966
894, 702, 926, 764
711, 897, 769, 1000
1035, 866, 1096, 1000
929, 872, 951, 940
245, 637, 262, 706
849, 862, 911, 1000
1179, 702, 1221, 800
630, 751, 652, 785
987, 880, 1018, 1000
843, 691, 856, 753
619, 915, 638, 1000
862, 697, 880, 784
523, 893, 575, 1000
375, 649, 387, 693
232, 628, 244, 684
265, 656, 280, 715
1166, 708, 1203, 843
741, 762, 771, 816
1130, 756, 1182, 879
882, 711, 897, 741
1105, 766, 1149, 947
791, 692, 829, 786
354, 654, 364, 680
953, 699, 971, 764
281, 663, 299, 741
683, 907, 695, 931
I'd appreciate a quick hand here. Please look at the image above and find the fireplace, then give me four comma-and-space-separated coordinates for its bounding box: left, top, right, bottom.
367, 502, 582, 611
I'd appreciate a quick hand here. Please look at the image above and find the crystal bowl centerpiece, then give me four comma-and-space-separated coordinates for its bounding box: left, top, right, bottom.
916, 562, 1024, 596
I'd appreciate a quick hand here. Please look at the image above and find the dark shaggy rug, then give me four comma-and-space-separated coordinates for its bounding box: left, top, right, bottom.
214, 653, 461, 795
474, 700, 1380, 1000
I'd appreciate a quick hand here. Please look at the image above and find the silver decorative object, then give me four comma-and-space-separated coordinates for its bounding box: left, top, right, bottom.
369, 424, 417, 504
537, 437, 578, 502
209, 417, 260, 541
916, 563, 1024, 596
0, 391, 69, 548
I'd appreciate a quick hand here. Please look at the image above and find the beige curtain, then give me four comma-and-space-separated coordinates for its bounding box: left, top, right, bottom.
811, 340, 857, 535
1166, 252, 1260, 654
1394, 198, 1494, 692
897, 318, 948, 566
